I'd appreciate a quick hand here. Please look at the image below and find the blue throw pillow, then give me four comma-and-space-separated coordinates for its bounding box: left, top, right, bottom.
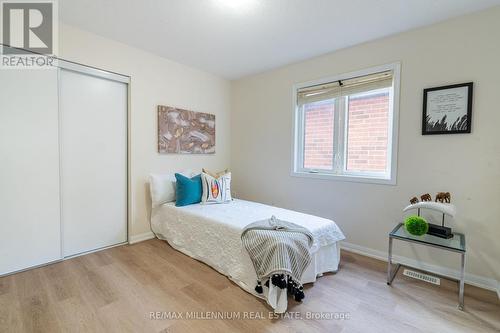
175, 173, 202, 207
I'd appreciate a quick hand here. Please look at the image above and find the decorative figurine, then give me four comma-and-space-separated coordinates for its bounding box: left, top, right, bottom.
410, 197, 419, 205
435, 192, 451, 203
403, 196, 456, 239
420, 193, 432, 202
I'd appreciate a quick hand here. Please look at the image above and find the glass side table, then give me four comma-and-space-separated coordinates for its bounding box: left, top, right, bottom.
387, 223, 466, 310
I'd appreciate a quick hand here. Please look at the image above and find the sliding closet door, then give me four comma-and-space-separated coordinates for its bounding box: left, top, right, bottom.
0, 69, 61, 275
59, 68, 127, 257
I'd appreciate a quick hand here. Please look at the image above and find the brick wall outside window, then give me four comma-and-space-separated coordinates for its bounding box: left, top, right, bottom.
303, 100, 334, 169
302, 92, 389, 172
346, 92, 389, 172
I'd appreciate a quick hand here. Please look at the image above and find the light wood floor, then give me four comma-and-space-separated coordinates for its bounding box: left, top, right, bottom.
1, 239, 499, 333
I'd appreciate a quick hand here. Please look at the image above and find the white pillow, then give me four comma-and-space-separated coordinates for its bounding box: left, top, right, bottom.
201, 172, 232, 204
149, 170, 194, 207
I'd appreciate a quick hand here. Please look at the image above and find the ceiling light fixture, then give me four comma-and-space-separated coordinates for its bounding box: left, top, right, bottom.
213, 0, 256, 12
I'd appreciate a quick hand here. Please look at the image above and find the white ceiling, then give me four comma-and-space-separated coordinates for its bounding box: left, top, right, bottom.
60, 0, 500, 79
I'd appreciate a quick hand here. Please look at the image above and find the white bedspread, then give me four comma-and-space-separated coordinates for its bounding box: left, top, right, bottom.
151, 199, 345, 305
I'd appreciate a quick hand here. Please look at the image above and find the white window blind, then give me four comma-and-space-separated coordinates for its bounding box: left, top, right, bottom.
297, 70, 393, 105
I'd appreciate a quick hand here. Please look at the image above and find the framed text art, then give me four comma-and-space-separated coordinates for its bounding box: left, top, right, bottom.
422, 82, 473, 135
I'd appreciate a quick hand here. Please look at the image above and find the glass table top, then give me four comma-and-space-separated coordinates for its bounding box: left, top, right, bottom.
390, 223, 465, 252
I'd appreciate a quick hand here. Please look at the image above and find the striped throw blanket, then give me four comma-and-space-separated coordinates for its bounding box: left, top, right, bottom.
241, 216, 314, 305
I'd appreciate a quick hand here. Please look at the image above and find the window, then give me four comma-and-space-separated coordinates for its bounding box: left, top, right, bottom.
292, 63, 400, 184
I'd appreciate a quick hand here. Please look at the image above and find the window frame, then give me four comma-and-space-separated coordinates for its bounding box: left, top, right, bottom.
291, 62, 401, 185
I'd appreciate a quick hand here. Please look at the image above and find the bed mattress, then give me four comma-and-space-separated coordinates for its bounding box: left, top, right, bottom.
151, 199, 345, 305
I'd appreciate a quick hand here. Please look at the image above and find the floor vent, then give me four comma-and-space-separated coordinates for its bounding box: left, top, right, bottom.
403, 269, 440, 285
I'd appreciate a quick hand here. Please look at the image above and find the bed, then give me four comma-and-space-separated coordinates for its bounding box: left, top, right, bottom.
151, 198, 345, 306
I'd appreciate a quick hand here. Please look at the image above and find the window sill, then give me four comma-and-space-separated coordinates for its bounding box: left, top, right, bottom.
291, 170, 396, 185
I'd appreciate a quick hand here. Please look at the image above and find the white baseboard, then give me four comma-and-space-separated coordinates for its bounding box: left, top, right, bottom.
341, 241, 499, 296
128, 231, 156, 244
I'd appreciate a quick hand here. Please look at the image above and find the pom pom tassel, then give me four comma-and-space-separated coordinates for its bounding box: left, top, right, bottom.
254, 280, 263, 294
271, 274, 287, 289
265, 274, 307, 300
294, 290, 305, 302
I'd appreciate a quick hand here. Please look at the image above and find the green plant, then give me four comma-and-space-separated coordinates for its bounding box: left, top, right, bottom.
404, 215, 428, 236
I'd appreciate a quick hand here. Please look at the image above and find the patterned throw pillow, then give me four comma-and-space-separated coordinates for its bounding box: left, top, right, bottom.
202, 168, 229, 178
201, 171, 232, 204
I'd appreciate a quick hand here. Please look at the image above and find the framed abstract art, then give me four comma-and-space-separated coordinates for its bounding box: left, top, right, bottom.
157, 105, 215, 154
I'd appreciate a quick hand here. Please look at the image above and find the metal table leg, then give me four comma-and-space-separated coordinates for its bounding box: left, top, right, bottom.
458, 252, 465, 310
387, 237, 392, 284
387, 237, 400, 285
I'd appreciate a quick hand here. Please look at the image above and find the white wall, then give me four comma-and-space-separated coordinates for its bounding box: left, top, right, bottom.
231, 8, 500, 289
59, 24, 231, 239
